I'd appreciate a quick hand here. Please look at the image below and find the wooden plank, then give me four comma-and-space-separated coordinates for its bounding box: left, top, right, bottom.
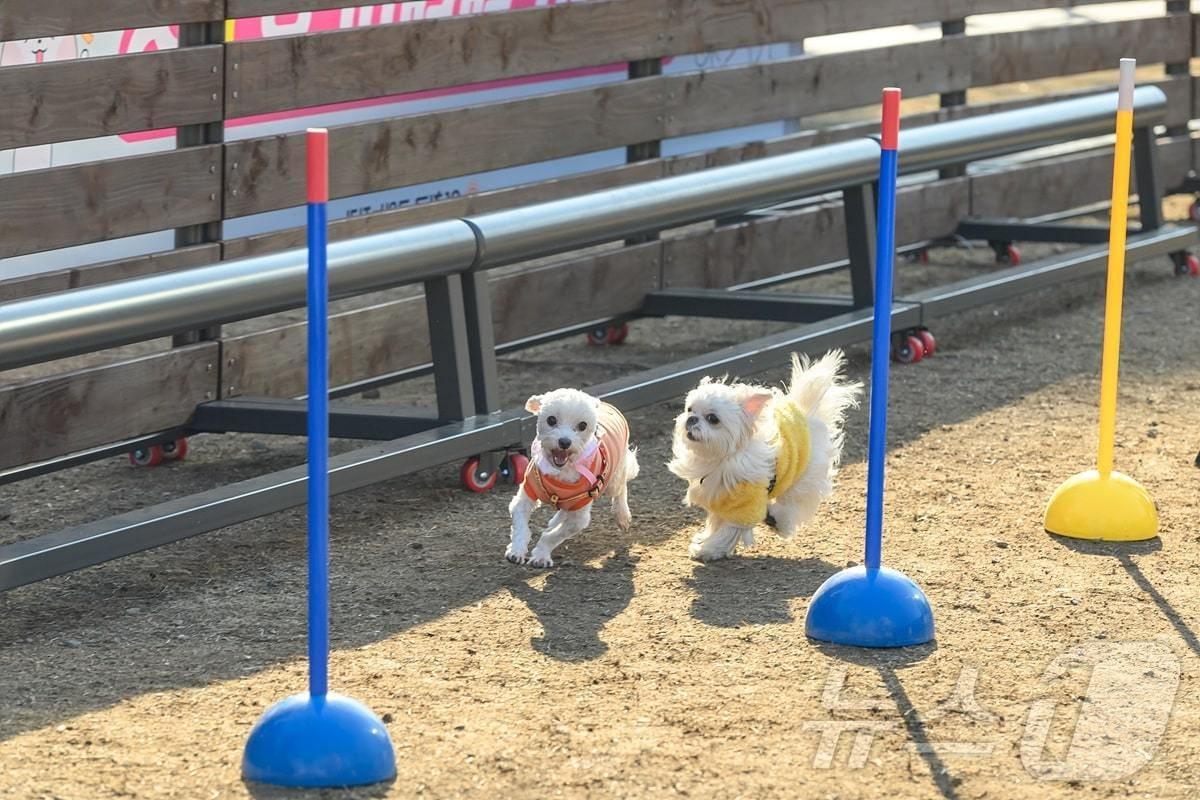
0, 244, 221, 304
0, 343, 218, 470
226, 18, 1178, 217
665, 37, 971, 139
970, 17, 1188, 88
0, 0, 222, 39
0, 146, 221, 258
969, 138, 1192, 219
0, 47, 223, 149
490, 240, 661, 343
670, 18, 1184, 139
223, 79, 665, 216
225, 0, 673, 117
222, 298, 428, 398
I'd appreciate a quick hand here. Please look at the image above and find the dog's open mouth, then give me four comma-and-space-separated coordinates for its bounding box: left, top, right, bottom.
550, 448, 570, 468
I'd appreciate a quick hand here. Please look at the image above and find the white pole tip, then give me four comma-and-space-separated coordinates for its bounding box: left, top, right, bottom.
1118, 58, 1135, 112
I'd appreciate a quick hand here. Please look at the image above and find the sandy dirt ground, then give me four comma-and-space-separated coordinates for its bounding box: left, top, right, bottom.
2, 205, 1200, 799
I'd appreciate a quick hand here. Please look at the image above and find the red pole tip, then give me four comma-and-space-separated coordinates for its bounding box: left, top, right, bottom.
880, 88, 901, 150
306, 128, 329, 203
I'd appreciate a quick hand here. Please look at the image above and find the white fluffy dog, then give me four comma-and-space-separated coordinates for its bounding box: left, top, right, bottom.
507, 389, 640, 568
668, 351, 861, 561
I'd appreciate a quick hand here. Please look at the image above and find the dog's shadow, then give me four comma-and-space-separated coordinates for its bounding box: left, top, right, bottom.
687, 555, 838, 627
508, 547, 639, 662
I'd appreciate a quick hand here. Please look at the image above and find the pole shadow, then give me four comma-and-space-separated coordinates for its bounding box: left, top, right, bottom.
810, 642, 960, 799
1049, 535, 1200, 657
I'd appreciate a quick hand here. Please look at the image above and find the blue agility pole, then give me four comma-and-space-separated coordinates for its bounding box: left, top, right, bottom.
242, 129, 397, 787
804, 89, 935, 648
307, 132, 331, 699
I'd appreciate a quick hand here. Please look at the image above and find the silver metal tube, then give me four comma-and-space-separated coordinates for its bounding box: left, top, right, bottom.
0, 220, 478, 372
472, 139, 881, 268
897, 87, 1166, 172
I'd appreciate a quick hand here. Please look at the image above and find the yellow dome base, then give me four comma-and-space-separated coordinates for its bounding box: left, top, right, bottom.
1044, 470, 1158, 541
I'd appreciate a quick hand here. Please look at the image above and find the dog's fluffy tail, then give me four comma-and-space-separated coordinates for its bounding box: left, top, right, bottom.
787, 350, 862, 464
624, 446, 641, 482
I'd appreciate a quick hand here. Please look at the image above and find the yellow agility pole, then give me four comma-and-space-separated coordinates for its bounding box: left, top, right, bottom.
1044, 58, 1158, 541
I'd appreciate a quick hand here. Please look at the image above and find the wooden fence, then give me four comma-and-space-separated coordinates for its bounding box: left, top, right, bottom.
0, 0, 1196, 472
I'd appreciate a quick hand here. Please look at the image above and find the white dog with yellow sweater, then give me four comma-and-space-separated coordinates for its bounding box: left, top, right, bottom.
668, 351, 861, 561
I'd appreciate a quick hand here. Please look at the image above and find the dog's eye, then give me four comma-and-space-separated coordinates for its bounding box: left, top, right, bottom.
546, 415, 557, 427
705, 414, 720, 425
686, 406, 692, 413
576, 421, 587, 432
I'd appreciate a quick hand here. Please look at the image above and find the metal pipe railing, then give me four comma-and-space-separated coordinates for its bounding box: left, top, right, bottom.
0, 88, 1165, 373
472, 139, 880, 267
897, 86, 1166, 172
0, 221, 478, 372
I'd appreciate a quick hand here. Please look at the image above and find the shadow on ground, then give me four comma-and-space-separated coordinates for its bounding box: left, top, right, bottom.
687, 556, 837, 627
506, 547, 640, 661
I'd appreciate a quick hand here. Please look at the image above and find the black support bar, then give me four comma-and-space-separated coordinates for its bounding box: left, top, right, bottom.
956, 220, 1112, 245
907, 225, 1194, 319
189, 398, 443, 440
1133, 125, 1164, 231
642, 289, 856, 323
842, 183, 877, 308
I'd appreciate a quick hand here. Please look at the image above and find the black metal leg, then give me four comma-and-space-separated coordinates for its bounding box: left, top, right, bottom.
424, 275, 476, 421
1133, 126, 1163, 231
843, 183, 877, 308
460, 270, 501, 414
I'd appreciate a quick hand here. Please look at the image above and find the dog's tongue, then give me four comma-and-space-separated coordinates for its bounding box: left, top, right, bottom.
550, 448, 569, 468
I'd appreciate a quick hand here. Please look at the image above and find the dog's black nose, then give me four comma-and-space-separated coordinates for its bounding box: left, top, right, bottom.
557, 437, 572, 450
685, 415, 699, 428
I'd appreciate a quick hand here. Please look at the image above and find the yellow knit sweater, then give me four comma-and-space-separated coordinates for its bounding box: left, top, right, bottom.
703, 400, 810, 527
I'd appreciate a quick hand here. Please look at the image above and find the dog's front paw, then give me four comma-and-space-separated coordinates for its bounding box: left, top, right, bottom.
504, 545, 528, 565
526, 551, 555, 569
615, 507, 632, 531
689, 541, 732, 562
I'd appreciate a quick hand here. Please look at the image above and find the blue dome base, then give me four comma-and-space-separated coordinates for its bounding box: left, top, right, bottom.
243, 691, 397, 788
804, 565, 935, 648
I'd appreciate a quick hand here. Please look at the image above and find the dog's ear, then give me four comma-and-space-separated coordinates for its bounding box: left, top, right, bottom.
740, 390, 772, 420
525, 394, 543, 414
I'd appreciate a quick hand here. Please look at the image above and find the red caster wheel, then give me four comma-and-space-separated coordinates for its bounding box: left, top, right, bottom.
905, 249, 930, 264
460, 456, 499, 493
892, 334, 925, 365
606, 322, 629, 345
996, 243, 1021, 266
1175, 253, 1200, 277
501, 453, 529, 485
161, 438, 188, 461
1189, 202, 1200, 223
915, 329, 936, 357
129, 445, 164, 467
586, 326, 610, 346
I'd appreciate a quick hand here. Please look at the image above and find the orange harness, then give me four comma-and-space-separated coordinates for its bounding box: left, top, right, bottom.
522, 403, 628, 511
